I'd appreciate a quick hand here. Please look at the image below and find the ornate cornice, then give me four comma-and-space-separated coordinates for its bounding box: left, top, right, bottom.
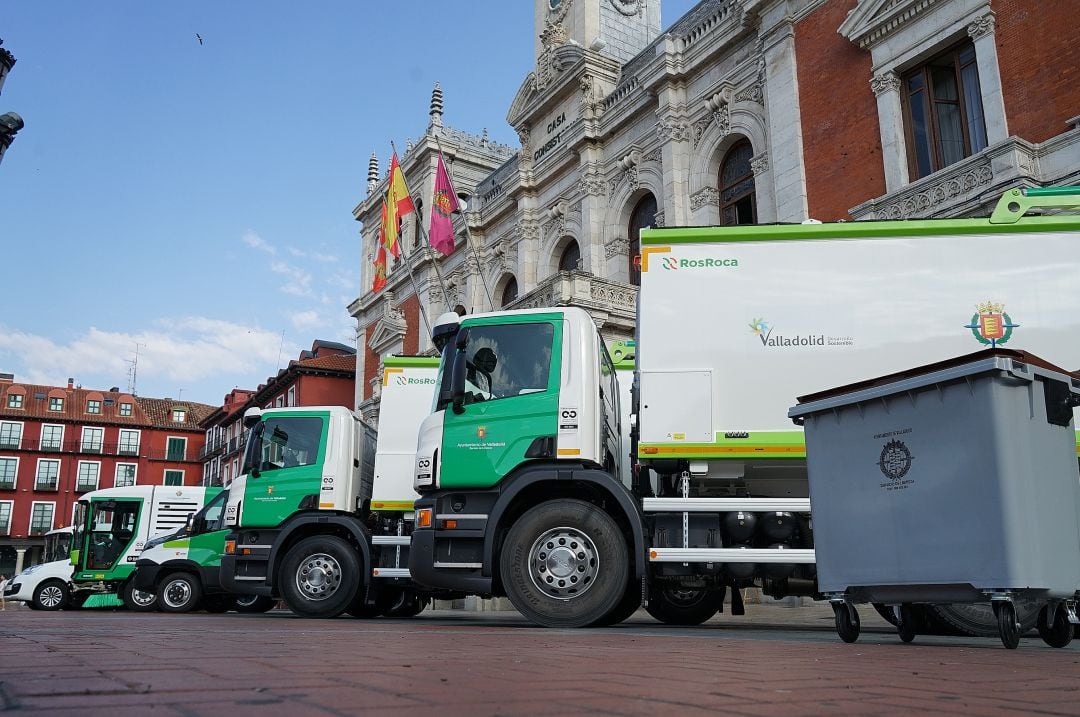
870, 71, 902, 97
690, 186, 720, 210
967, 11, 995, 40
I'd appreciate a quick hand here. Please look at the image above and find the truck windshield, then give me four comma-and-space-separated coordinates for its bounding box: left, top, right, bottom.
85, 500, 140, 570
244, 416, 322, 475
435, 339, 457, 412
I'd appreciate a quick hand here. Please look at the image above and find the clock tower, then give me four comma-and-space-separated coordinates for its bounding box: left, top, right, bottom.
534, 0, 660, 67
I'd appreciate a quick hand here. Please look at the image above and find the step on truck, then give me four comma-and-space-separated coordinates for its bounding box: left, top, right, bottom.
407, 186, 1080, 629
70, 485, 222, 611
221, 356, 462, 618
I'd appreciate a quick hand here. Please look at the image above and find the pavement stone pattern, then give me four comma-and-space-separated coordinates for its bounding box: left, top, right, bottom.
1, 602, 1078, 716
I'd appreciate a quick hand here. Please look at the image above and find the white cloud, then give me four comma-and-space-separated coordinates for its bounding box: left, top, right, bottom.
270, 261, 314, 298
242, 230, 276, 255
0, 319, 299, 405
289, 310, 322, 331
288, 247, 338, 262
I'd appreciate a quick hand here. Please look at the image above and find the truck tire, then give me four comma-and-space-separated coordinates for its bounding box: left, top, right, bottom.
158, 572, 202, 613
591, 580, 641, 627
930, 601, 1040, 637
645, 588, 723, 626
32, 579, 70, 611
123, 581, 158, 612
500, 499, 629, 628
279, 535, 361, 618
234, 594, 276, 613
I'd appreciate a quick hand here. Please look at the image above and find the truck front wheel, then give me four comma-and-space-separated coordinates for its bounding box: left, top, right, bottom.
123, 581, 158, 612
158, 573, 202, 613
279, 535, 360, 618
500, 499, 629, 628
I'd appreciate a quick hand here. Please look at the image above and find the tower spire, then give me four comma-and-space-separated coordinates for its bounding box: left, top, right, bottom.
429, 81, 444, 130
367, 151, 379, 194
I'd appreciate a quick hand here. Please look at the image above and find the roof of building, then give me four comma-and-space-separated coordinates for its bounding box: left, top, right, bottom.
135, 396, 216, 430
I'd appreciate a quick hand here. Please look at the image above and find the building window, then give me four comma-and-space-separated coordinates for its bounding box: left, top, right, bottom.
902, 41, 988, 181
558, 241, 581, 272
501, 277, 519, 308
76, 462, 101, 492
628, 194, 657, 287
115, 463, 137, 488
49, 397, 64, 412
81, 427, 104, 453
118, 429, 140, 456
0, 502, 11, 534
166, 437, 187, 461
30, 502, 55, 535
86, 399, 102, 415
719, 139, 757, 226
172, 409, 186, 423
119, 402, 133, 417
275, 395, 284, 408
35, 459, 60, 491
0, 457, 16, 489
6, 393, 23, 409
164, 470, 184, 486
287, 386, 296, 407
41, 424, 64, 451
0, 421, 22, 449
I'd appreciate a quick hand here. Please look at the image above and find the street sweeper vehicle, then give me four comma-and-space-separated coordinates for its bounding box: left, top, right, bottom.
220, 356, 463, 617
406, 186, 1080, 629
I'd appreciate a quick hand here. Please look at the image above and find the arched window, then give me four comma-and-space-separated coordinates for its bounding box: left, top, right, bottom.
558, 240, 581, 272
501, 277, 519, 308
719, 139, 757, 226
628, 194, 657, 287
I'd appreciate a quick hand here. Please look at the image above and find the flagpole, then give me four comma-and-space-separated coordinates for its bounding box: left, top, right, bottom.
388, 142, 433, 340
434, 134, 496, 312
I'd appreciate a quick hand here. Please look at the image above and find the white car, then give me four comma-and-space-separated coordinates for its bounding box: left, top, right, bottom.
3, 559, 75, 610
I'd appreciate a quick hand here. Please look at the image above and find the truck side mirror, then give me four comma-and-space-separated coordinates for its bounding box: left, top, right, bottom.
451, 349, 467, 414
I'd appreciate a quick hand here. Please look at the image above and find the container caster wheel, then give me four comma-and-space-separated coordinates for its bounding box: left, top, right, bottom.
994, 601, 1020, 650
833, 602, 860, 643
896, 604, 917, 644
1037, 604, 1073, 649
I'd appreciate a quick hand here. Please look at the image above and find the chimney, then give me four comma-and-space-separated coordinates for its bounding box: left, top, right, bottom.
0, 372, 13, 383
67, 378, 75, 390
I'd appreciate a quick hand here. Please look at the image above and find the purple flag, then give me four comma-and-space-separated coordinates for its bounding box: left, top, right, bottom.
428, 155, 458, 256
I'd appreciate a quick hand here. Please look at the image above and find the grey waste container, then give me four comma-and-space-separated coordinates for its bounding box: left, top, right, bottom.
789, 349, 1080, 648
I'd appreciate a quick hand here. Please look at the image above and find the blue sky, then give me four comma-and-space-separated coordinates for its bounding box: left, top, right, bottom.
0, 1, 696, 406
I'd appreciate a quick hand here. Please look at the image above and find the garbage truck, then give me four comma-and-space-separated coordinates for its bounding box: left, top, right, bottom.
220, 356, 463, 617
406, 186, 1080, 628
70, 484, 222, 611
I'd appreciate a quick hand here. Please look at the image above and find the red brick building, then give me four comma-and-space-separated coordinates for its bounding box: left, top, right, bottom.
0, 373, 213, 574
200, 340, 356, 488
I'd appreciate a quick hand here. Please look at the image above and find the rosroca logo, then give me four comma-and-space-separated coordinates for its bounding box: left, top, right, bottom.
661, 256, 739, 270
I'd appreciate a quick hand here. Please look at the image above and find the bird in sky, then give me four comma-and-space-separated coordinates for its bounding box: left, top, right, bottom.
196, 33, 203, 45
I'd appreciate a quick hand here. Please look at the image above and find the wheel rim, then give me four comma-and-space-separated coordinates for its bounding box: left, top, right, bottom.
163, 580, 192, 609
130, 588, 156, 607
236, 594, 260, 608
664, 589, 708, 608
39, 585, 64, 608
527, 526, 599, 601
295, 552, 343, 601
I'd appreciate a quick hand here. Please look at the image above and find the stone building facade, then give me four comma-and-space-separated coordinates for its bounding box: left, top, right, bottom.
349, 0, 1080, 423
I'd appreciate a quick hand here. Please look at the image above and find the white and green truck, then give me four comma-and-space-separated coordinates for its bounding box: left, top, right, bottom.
406, 186, 1080, 629
70, 484, 222, 611
220, 356, 462, 617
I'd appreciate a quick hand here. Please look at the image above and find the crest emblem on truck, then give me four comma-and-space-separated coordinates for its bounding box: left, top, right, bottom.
964, 301, 1018, 347
477, 426, 487, 440
267, 485, 274, 495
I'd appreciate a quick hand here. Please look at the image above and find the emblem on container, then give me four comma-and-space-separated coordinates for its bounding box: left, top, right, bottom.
878, 439, 913, 481
964, 301, 1018, 347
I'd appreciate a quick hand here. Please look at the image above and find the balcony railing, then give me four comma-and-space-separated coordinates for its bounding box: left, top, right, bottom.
0, 480, 13, 491
504, 270, 638, 334
1, 438, 147, 457
34, 478, 58, 491
29, 525, 52, 536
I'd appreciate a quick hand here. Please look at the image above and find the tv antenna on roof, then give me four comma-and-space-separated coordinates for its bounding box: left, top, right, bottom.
126, 342, 146, 395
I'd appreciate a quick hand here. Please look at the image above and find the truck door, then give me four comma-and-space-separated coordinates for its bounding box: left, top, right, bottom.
79, 499, 142, 574
240, 411, 328, 526
440, 316, 563, 489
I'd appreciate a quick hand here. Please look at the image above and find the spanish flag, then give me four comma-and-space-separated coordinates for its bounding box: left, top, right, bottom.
384, 152, 415, 256
372, 243, 388, 293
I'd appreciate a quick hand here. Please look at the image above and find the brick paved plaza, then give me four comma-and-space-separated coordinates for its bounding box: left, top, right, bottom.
1, 603, 1078, 716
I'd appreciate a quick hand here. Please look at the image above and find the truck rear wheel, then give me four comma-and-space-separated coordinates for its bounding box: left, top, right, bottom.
500, 499, 628, 628
158, 573, 202, 613
234, 594, 276, 613
279, 535, 360, 618
122, 581, 158, 612
645, 588, 723, 626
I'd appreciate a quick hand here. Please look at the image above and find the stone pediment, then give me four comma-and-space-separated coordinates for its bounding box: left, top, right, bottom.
365, 292, 407, 355
506, 44, 587, 129
838, 0, 949, 49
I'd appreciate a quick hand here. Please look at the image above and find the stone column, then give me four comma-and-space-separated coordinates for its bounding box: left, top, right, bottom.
655, 79, 692, 227
870, 70, 909, 192
762, 21, 809, 221
14, 548, 25, 574
968, 10, 1008, 145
